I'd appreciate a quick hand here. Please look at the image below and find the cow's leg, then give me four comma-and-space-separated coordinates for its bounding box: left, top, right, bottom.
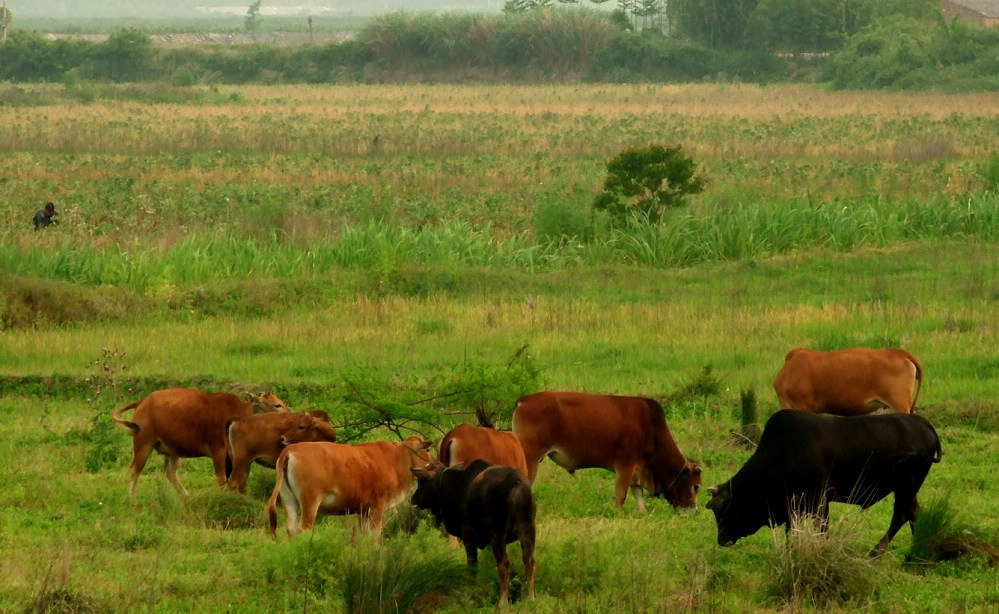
491, 540, 511, 606
128, 436, 156, 499
226, 456, 251, 493
209, 447, 229, 487
614, 465, 638, 510
281, 487, 301, 537
295, 490, 322, 535
520, 445, 543, 484
872, 494, 919, 557
163, 455, 189, 497
630, 485, 647, 514
521, 535, 536, 601
464, 541, 479, 567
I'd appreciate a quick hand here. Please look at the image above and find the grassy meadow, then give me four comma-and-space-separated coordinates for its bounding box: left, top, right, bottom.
2, 83, 999, 613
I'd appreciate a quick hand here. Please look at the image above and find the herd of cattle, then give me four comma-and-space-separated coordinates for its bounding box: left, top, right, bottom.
111, 346, 939, 604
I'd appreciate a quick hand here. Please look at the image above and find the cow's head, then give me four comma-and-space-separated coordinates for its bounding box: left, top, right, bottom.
249, 392, 289, 413
706, 482, 768, 547
644, 460, 703, 511
279, 414, 337, 447
401, 436, 434, 467
410, 460, 447, 514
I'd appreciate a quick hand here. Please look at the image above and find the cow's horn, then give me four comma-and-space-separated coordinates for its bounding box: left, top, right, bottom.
707, 486, 719, 496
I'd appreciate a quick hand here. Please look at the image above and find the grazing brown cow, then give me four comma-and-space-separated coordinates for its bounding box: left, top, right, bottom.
224, 410, 338, 493
267, 435, 433, 537
773, 347, 923, 416
438, 424, 528, 477
412, 459, 536, 606
512, 391, 702, 512
111, 388, 288, 498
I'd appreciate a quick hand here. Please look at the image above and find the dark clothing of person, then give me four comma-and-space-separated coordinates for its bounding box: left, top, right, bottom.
33, 205, 56, 229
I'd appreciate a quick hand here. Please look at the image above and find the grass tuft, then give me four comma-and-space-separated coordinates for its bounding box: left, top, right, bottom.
905, 497, 999, 570
340, 540, 468, 614
184, 491, 264, 530
768, 511, 881, 608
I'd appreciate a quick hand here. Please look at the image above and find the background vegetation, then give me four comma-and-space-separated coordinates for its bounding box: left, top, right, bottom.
2, 82, 999, 612
3, 2, 999, 90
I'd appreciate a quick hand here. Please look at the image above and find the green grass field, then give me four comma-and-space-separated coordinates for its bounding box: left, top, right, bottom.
2, 83, 999, 613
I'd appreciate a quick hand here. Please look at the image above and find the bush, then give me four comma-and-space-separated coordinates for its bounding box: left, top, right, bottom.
593, 144, 705, 225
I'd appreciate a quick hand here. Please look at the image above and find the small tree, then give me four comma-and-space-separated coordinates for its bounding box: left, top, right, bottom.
2, 0, 13, 44
593, 143, 705, 225
245, 0, 262, 35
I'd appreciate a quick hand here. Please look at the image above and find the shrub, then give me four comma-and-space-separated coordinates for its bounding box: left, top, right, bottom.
593, 144, 705, 225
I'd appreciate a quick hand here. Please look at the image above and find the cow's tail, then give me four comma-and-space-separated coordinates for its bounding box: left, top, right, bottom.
438, 432, 454, 466
110, 400, 141, 434
267, 450, 289, 537
907, 351, 924, 413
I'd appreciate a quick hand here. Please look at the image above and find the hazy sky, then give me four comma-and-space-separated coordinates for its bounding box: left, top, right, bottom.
14, 0, 503, 19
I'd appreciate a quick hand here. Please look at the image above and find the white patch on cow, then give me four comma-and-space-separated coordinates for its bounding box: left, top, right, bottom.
282, 455, 302, 534
547, 448, 574, 470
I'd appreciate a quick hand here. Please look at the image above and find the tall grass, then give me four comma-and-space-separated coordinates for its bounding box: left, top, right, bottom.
4, 194, 999, 291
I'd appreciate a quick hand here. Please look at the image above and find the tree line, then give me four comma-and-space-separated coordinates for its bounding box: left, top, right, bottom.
1, 3, 999, 91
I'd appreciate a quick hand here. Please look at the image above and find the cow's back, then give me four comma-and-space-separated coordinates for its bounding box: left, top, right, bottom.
439, 424, 528, 477
774, 348, 922, 415
513, 391, 653, 473
744, 410, 940, 503
285, 439, 419, 514
138, 388, 251, 456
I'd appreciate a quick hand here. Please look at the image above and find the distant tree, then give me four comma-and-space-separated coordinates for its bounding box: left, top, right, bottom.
245, 0, 262, 34
1, 0, 12, 44
593, 144, 705, 225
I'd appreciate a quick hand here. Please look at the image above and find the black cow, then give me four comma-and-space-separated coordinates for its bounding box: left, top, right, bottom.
411, 459, 536, 605
707, 409, 941, 556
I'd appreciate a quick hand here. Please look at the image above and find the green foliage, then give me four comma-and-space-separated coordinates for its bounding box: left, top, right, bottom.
532, 196, 592, 245
593, 144, 705, 225
823, 15, 999, 91
336, 345, 539, 439
91, 28, 154, 82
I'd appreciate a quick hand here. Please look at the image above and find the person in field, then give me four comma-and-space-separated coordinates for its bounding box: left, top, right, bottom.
33, 202, 57, 229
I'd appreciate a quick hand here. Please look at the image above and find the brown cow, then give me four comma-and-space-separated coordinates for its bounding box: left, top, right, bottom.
512, 391, 702, 512
773, 347, 923, 416
267, 435, 433, 537
224, 410, 338, 493
111, 388, 288, 498
438, 424, 528, 477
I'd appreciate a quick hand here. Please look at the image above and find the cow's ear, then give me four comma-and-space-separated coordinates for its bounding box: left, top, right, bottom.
411, 466, 432, 479
417, 439, 432, 451
705, 485, 726, 510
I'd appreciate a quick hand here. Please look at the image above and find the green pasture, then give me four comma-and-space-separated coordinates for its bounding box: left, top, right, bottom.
2, 83, 999, 612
